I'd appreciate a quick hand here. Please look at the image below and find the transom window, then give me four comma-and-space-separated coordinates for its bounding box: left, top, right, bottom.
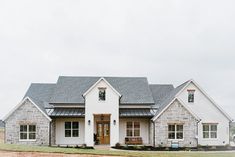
188, 90, 195, 103
19, 125, 36, 140
98, 88, 106, 101
168, 124, 183, 139
203, 124, 217, 139
65, 122, 79, 137
126, 122, 140, 137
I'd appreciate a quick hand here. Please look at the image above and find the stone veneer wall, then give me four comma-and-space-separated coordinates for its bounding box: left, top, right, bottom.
154, 100, 198, 147
50, 119, 56, 145
5, 99, 50, 145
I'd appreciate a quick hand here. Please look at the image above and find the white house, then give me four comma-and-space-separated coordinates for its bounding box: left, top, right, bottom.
3, 76, 233, 147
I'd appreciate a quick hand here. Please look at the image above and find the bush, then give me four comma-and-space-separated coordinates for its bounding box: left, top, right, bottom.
115, 143, 121, 148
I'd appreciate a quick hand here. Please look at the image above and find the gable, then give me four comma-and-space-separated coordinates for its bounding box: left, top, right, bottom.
3, 97, 51, 122
177, 81, 232, 122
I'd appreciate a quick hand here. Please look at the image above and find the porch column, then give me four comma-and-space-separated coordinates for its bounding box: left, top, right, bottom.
85, 114, 94, 146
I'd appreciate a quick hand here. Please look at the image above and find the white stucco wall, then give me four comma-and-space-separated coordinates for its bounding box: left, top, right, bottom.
177, 82, 230, 146
55, 118, 85, 145
84, 79, 120, 146
119, 118, 150, 145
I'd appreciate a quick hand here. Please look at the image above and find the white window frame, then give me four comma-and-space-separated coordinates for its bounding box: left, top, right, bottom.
64, 122, 79, 137
188, 90, 195, 103
168, 124, 184, 140
202, 124, 218, 139
126, 121, 140, 137
19, 125, 36, 142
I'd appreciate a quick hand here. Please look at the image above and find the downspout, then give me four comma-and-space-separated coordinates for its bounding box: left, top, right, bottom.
49, 121, 51, 146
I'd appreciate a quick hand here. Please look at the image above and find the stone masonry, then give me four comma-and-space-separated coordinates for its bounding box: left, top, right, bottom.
154, 100, 198, 147
5, 99, 50, 145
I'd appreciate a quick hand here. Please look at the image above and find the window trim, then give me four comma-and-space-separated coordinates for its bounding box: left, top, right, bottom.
64, 121, 80, 138
126, 121, 140, 137
187, 89, 195, 103
98, 87, 106, 101
202, 123, 218, 139
168, 124, 184, 140
19, 124, 36, 142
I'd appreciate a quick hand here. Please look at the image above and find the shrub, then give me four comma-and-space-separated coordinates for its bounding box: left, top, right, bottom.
115, 142, 121, 148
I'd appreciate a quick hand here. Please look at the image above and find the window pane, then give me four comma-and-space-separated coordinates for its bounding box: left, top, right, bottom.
211, 125, 217, 131
168, 125, 175, 131
99, 89, 106, 101
176, 132, 183, 139
29, 133, 36, 139
134, 122, 140, 129
72, 122, 79, 129
29, 125, 36, 132
65, 130, 71, 137
72, 130, 79, 137
65, 122, 71, 129
168, 133, 175, 139
203, 125, 209, 131
177, 125, 183, 131
20, 125, 27, 132
134, 130, 140, 136
126, 130, 132, 137
127, 122, 132, 129
20, 133, 27, 139
211, 132, 217, 138
203, 132, 209, 138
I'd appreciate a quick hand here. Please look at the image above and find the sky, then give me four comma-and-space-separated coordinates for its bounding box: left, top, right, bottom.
0, 0, 235, 119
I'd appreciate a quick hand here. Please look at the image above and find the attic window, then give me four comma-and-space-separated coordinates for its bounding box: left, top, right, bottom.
99, 88, 106, 101
188, 90, 195, 103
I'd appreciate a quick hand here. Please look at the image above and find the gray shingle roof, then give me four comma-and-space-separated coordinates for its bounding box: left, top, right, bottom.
50, 76, 155, 104
24, 83, 56, 114
153, 80, 190, 117
149, 84, 174, 108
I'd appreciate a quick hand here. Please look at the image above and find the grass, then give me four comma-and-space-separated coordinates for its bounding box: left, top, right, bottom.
0, 144, 235, 157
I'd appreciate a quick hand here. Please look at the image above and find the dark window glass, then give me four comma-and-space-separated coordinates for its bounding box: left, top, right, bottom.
73, 130, 79, 137
65, 122, 71, 129
188, 90, 195, 103
65, 130, 71, 137
99, 88, 106, 101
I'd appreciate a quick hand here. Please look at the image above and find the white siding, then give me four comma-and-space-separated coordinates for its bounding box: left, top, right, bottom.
84, 80, 120, 146
119, 118, 150, 145
55, 118, 85, 145
177, 82, 230, 146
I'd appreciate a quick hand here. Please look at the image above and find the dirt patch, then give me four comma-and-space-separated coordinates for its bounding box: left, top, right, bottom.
0, 151, 118, 157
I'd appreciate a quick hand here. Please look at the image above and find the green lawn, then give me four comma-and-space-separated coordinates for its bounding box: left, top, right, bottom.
0, 144, 235, 157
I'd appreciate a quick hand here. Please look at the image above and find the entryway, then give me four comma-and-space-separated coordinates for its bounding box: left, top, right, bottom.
94, 114, 110, 145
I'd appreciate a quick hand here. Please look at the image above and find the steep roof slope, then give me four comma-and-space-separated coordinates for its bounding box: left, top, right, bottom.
50, 76, 155, 104
149, 84, 174, 108
24, 83, 56, 113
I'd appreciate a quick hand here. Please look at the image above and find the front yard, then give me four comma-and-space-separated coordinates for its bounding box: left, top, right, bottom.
0, 144, 235, 157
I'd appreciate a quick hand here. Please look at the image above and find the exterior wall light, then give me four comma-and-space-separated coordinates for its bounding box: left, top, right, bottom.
88, 120, 91, 125
113, 120, 116, 125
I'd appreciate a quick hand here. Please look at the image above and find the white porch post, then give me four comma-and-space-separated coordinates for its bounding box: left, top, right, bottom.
85, 114, 94, 146
110, 114, 119, 146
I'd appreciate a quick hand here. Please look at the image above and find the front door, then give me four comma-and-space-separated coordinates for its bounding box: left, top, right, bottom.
97, 122, 110, 144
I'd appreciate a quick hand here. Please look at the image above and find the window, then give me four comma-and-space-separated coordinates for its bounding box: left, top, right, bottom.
126, 122, 140, 137
168, 124, 183, 139
188, 90, 195, 103
99, 88, 106, 101
19, 125, 36, 141
203, 124, 217, 139
65, 122, 79, 137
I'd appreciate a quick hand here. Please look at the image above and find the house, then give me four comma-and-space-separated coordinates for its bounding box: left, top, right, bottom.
3, 76, 233, 147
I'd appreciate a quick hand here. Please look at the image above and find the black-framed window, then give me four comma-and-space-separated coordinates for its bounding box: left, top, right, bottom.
20, 125, 36, 140
188, 90, 195, 103
203, 124, 217, 139
126, 122, 140, 137
168, 124, 183, 139
65, 122, 79, 137
99, 88, 106, 101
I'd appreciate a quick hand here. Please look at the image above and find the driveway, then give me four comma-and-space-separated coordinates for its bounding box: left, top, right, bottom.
0, 151, 117, 157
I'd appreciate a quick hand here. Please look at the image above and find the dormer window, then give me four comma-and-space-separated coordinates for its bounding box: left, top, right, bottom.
99, 88, 106, 101
188, 90, 195, 103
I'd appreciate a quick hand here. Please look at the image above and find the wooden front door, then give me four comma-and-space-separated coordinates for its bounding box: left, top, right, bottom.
97, 122, 110, 144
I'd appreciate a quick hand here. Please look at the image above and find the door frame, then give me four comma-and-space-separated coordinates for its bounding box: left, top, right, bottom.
96, 120, 110, 145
